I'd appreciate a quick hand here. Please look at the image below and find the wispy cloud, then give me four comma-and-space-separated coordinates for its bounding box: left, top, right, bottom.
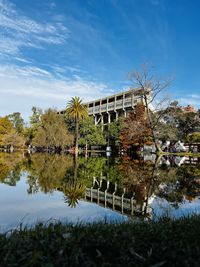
0, 64, 112, 112
0, 1, 115, 119
0, 0, 69, 56
178, 94, 200, 108
49, 2, 56, 9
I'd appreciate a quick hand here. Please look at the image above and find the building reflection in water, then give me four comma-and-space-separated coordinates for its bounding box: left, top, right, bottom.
0, 152, 200, 220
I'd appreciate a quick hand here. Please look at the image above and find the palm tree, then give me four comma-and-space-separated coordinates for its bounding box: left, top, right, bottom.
66, 97, 88, 153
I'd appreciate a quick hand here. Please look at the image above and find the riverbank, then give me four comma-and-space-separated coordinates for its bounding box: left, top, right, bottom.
1, 215, 200, 266
158, 151, 200, 157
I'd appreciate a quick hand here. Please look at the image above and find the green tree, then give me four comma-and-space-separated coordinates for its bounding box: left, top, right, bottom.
6, 112, 24, 134
2, 129, 24, 148
25, 107, 43, 145
155, 122, 178, 142
32, 109, 73, 149
0, 117, 23, 148
0, 117, 13, 146
30, 107, 43, 125
163, 102, 200, 141
79, 117, 106, 148
177, 112, 200, 140
107, 117, 125, 147
66, 97, 88, 153
186, 132, 200, 143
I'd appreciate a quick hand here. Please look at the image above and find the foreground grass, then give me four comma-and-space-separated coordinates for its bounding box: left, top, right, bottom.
1, 216, 200, 267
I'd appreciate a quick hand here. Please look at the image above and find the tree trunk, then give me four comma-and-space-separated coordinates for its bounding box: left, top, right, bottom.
75, 119, 79, 154
144, 94, 163, 153
73, 154, 78, 181
85, 139, 88, 157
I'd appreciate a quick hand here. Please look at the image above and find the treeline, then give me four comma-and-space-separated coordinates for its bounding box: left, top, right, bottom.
120, 101, 200, 152
0, 108, 72, 151
0, 98, 124, 151
1, 98, 200, 152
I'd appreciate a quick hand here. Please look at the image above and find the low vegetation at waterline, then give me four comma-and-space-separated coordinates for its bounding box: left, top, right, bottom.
1, 215, 200, 266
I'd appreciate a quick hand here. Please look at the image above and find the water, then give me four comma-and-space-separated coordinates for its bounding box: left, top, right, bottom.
0, 152, 200, 231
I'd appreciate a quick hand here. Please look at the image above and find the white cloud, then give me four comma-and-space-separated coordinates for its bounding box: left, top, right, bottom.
178, 95, 200, 109
187, 94, 200, 99
0, 64, 112, 119
0, 0, 69, 56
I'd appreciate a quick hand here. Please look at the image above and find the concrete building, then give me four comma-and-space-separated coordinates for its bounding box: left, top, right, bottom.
60, 87, 151, 126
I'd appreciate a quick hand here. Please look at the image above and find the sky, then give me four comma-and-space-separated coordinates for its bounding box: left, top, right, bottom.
0, 0, 200, 121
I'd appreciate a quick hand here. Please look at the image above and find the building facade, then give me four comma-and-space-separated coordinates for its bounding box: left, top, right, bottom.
87, 88, 149, 126
60, 88, 151, 126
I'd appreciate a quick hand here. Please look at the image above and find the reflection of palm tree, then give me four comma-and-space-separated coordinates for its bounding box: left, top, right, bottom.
63, 155, 85, 208
63, 183, 85, 208
66, 97, 88, 153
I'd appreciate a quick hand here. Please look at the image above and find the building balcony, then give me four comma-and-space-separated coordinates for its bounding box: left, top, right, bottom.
88, 97, 136, 115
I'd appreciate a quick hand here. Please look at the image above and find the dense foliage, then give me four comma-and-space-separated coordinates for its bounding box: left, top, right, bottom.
79, 117, 106, 147
119, 100, 200, 152
32, 109, 73, 150
0, 117, 24, 148
120, 104, 151, 151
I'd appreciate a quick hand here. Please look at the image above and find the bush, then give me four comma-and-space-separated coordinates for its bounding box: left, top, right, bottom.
187, 132, 200, 143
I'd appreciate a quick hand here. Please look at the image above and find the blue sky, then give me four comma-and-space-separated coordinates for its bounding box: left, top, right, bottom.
0, 0, 200, 121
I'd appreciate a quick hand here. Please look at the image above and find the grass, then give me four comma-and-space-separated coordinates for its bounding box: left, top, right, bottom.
1, 216, 200, 266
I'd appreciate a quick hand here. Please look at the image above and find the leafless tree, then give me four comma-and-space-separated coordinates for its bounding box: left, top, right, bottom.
128, 63, 173, 152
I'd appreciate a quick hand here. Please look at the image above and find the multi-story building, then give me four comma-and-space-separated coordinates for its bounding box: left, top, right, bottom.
60, 87, 151, 126
182, 105, 196, 113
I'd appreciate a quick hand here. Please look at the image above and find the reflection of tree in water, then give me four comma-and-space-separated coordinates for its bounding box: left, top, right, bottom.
63, 155, 84, 208
78, 156, 106, 185
27, 153, 86, 208
119, 155, 200, 213
1, 151, 200, 213
26, 153, 73, 194
64, 156, 108, 207
63, 182, 85, 208
63, 156, 124, 207
155, 163, 183, 208
157, 162, 200, 207
0, 152, 24, 186
119, 156, 155, 200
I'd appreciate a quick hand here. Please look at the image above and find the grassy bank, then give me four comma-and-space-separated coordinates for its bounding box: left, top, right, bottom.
1, 216, 200, 267
158, 151, 200, 157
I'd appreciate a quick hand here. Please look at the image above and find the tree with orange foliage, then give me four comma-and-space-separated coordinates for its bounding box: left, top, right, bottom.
120, 103, 152, 152
128, 63, 173, 152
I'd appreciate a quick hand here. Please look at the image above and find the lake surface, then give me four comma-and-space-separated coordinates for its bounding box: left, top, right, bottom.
0, 152, 200, 231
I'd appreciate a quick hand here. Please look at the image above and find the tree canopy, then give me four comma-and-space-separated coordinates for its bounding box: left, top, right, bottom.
0, 117, 23, 148
32, 109, 73, 149
120, 104, 152, 150
79, 117, 106, 147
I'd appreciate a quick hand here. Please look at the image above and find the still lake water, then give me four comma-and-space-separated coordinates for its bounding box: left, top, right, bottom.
0, 152, 200, 231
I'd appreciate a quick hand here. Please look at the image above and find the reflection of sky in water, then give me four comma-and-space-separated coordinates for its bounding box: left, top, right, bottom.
0, 173, 127, 232
151, 196, 200, 219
